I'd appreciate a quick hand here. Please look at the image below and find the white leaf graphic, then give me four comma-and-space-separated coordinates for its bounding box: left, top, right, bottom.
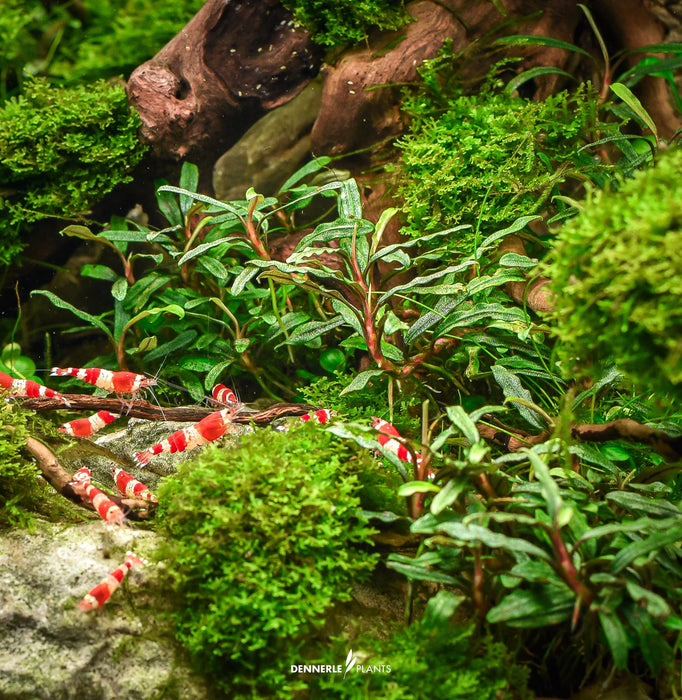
343, 649, 357, 678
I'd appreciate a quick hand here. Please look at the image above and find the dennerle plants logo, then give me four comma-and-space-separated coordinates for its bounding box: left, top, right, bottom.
290, 649, 391, 677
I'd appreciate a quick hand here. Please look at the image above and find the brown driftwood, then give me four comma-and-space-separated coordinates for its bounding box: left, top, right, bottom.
498, 234, 554, 314
477, 414, 682, 462
20, 395, 318, 424
127, 0, 320, 164
14, 431, 151, 520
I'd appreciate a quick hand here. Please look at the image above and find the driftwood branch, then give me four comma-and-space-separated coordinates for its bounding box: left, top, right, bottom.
9, 430, 151, 520
477, 414, 682, 462
20, 395, 318, 424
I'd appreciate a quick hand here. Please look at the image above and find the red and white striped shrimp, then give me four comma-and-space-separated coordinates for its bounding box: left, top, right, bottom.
211, 383, 239, 406
372, 417, 424, 470
0, 370, 70, 405
50, 367, 155, 397
300, 408, 332, 424
58, 410, 119, 437
112, 467, 158, 504
82, 482, 126, 525
78, 551, 146, 611
134, 406, 241, 467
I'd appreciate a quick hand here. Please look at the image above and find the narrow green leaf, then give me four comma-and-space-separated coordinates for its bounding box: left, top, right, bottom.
610, 82, 658, 143
494, 34, 592, 59
338, 178, 363, 219
279, 156, 332, 192
430, 478, 467, 515
523, 449, 563, 521
231, 265, 260, 296
144, 329, 197, 363
506, 66, 574, 94
387, 556, 459, 585
197, 256, 228, 282
30, 290, 113, 341
331, 299, 364, 336
158, 185, 247, 216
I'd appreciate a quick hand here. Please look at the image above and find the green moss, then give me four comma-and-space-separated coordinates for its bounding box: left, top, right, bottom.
0, 404, 74, 528
543, 147, 682, 404
311, 594, 531, 699
156, 423, 379, 698
281, 0, 408, 47
0, 78, 146, 265
397, 52, 622, 252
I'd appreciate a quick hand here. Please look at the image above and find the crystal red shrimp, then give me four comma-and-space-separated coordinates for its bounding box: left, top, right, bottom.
211, 383, 238, 406
0, 370, 70, 405
134, 406, 241, 467
50, 367, 155, 396
300, 409, 332, 424
58, 410, 119, 437
112, 467, 158, 504
79, 478, 126, 525
78, 551, 146, 611
371, 416, 427, 473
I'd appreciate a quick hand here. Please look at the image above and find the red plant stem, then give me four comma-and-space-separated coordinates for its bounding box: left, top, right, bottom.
473, 547, 486, 617
246, 200, 270, 260
550, 528, 593, 606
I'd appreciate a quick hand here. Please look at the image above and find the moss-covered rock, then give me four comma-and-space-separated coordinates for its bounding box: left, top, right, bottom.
543, 147, 682, 404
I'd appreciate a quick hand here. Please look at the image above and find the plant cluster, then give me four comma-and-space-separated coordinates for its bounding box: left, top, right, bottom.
375, 403, 682, 696
543, 146, 682, 405
311, 591, 531, 699
281, 0, 408, 47
155, 423, 378, 698
0, 78, 145, 266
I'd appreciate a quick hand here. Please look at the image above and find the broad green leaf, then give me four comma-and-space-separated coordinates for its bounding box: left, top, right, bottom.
340, 369, 385, 395
155, 182, 183, 227
437, 521, 551, 560
430, 478, 467, 515
144, 329, 197, 363
404, 294, 464, 343
204, 359, 236, 390
523, 449, 563, 522
598, 612, 629, 669
331, 299, 364, 336
445, 405, 479, 445
179, 162, 199, 216
499, 252, 538, 269
294, 218, 374, 253
111, 277, 128, 302
422, 591, 465, 629
338, 178, 363, 219
99, 229, 154, 243
231, 265, 260, 296
398, 481, 440, 496
574, 517, 678, 549
387, 554, 459, 585
30, 290, 113, 341
61, 224, 98, 241
611, 524, 682, 573
605, 491, 680, 517
158, 185, 247, 215
377, 261, 473, 306
474, 216, 541, 258
625, 581, 670, 618
435, 303, 528, 337
383, 310, 409, 334
80, 264, 119, 282
286, 315, 345, 345
369, 207, 399, 256
197, 256, 228, 282
487, 584, 574, 627
492, 365, 546, 430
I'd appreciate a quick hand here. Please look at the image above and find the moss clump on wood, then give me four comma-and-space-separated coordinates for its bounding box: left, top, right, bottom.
543, 147, 682, 404
156, 422, 379, 698
0, 78, 146, 265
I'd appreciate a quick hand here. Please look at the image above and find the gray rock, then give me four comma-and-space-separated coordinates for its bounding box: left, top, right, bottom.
0, 520, 210, 700
213, 78, 323, 202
